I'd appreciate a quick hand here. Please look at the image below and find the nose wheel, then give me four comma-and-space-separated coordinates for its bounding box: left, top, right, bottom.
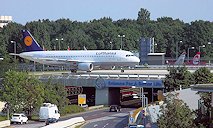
71, 69, 77, 73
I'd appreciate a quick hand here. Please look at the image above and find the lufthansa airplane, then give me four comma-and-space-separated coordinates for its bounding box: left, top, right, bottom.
12, 30, 140, 72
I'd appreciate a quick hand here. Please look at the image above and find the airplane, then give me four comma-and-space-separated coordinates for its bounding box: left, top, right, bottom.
174, 52, 186, 65
187, 52, 206, 65
11, 30, 140, 72
168, 52, 204, 65
167, 52, 186, 65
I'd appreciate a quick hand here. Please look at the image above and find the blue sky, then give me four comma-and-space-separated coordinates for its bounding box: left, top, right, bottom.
1, 0, 212, 25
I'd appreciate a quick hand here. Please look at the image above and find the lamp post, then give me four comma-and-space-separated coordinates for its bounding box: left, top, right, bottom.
199, 45, 205, 53
187, 47, 195, 62
11, 41, 16, 60
56, 38, 63, 50
153, 43, 157, 53
198, 45, 205, 65
176, 41, 182, 59
118, 35, 125, 50
109, 41, 113, 50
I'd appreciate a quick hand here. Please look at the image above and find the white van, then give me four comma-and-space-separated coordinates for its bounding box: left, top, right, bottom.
39, 103, 60, 121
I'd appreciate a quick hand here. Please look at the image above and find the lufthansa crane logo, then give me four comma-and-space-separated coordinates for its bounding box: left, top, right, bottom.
24, 36, 33, 46
95, 77, 106, 89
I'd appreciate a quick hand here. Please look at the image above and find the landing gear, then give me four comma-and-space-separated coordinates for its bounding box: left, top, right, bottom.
71, 69, 77, 73
111, 66, 116, 70
121, 68, 124, 73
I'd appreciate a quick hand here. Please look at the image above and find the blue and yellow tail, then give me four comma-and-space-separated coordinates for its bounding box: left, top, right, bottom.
22, 30, 43, 52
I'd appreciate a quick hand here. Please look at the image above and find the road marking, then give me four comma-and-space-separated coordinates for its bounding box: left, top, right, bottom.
94, 124, 98, 127
89, 113, 128, 123
102, 123, 109, 128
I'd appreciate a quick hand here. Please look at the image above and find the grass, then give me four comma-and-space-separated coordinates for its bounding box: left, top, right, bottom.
0, 115, 7, 121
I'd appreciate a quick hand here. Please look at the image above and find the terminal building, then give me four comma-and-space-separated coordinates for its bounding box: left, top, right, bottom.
0, 16, 12, 28
139, 37, 165, 65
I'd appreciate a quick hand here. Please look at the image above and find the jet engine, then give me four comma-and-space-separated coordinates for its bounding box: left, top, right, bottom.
78, 63, 93, 71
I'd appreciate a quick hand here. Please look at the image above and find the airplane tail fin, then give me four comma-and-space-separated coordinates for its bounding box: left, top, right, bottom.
174, 52, 186, 65
192, 52, 200, 65
22, 30, 43, 52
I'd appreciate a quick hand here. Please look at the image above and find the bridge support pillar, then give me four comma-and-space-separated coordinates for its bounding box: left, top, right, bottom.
95, 88, 109, 105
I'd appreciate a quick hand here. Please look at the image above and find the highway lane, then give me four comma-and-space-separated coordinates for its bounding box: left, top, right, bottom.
10, 107, 134, 128
83, 113, 129, 128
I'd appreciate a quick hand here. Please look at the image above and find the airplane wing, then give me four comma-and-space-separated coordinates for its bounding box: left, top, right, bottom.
9, 53, 20, 56
36, 58, 94, 63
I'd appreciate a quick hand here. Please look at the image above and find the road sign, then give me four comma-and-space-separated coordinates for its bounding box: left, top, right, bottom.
78, 94, 86, 105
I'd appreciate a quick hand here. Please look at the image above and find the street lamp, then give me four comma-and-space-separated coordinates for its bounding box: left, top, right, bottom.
56, 38, 63, 50
11, 41, 16, 60
118, 35, 125, 50
153, 43, 157, 53
187, 47, 195, 62
109, 41, 113, 50
199, 45, 205, 53
176, 41, 182, 59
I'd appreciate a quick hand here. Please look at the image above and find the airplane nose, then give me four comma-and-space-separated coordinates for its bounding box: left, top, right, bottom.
136, 57, 140, 63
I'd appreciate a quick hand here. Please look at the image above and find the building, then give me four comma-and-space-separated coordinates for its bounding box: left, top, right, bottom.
139, 37, 165, 65
0, 16, 12, 28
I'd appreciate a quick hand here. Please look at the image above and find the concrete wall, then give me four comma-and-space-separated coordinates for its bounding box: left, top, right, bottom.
0, 101, 5, 112
0, 120, 10, 128
95, 88, 109, 105
148, 55, 165, 65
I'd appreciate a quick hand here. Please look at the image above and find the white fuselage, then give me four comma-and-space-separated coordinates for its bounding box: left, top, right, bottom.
19, 50, 140, 70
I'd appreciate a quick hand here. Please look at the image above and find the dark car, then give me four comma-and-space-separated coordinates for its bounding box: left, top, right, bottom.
109, 105, 121, 112
45, 118, 58, 125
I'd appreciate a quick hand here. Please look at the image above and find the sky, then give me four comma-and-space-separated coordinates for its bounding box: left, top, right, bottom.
0, 0, 212, 25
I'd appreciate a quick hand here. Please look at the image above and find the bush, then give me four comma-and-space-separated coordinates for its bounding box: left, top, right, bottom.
60, 105, 85, 116
0, 115, 7, 121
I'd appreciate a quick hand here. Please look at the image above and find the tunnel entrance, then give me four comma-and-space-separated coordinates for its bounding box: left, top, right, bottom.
82, 87, 96, 106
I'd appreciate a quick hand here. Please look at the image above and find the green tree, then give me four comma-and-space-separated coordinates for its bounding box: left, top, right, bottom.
157, 93, 195, 128
164, 66, 192, 91
192, 67, 212, 84
0, 71, 44, 118
42, 79, 69, 110
137, 8, 150, 24
192, 67, 212, 127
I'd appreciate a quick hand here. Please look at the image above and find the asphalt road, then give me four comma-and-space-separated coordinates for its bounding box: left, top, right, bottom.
10, 107, 135, 128
82, 108, 134, 128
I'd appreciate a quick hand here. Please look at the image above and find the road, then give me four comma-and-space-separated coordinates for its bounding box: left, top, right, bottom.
10, 107, 135, 128
82, 108, 134, 128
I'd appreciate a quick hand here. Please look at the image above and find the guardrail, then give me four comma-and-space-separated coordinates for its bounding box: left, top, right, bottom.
0, 120, 10, 128
38, 74, 166, 80
41, 117, 85, 128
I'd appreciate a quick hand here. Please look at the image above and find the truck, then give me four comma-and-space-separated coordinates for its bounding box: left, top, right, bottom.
39, 103, 60, 121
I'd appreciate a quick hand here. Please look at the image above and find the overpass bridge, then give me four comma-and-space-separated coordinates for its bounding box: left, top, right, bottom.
36, 70, 165, 106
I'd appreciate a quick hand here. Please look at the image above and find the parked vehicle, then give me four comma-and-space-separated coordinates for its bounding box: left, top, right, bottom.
11, 113, 28, 124
109, 105, 121, 112
39, 103, 60, 121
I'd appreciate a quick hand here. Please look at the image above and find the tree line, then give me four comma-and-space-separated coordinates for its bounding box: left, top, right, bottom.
0, 8, 212, 61
160, 66, 213, 127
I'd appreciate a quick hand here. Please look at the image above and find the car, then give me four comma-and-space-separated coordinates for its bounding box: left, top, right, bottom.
109, 105, 121, 112
80, 104, 88, 109
45, 118, 58, 125
11, 113, 28, 124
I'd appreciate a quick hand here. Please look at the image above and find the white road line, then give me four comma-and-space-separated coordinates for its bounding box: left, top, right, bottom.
102, 123, 109, 128
94, 124, 98, 127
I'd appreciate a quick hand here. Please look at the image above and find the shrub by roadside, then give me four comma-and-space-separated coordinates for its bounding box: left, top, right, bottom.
0, 115, 7, 121
60, 105, 85, 116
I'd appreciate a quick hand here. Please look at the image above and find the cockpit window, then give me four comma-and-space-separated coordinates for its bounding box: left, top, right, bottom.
126, 54, 134, 57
